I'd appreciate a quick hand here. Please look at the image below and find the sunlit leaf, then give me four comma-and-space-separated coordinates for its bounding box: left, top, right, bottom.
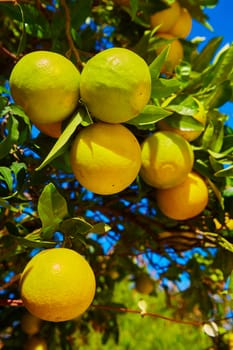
192, 37, 223, 72
0, 115, 19, 159
38, 183, 68, 233
127, 104, 171, 126
36, 108, 84, 171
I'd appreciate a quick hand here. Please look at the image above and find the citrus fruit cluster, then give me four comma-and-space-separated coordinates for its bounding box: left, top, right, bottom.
150, 0, 192, 73
140, 129, 209, 221
9, 48, 151, 195
20, 248, 96, 322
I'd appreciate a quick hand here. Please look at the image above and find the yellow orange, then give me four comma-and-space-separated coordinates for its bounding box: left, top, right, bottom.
140, 131, 194, 189
155, 171, 209, 220
150, 1, 181, 32
169, 7, 192, 38
156, 33, 183, 74
70, 122, 141, 195
135, 274, 154, 294
20, 248, 96, 322
80, 47, 151, 123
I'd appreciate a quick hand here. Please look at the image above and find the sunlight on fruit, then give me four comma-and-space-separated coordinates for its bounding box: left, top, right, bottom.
155, 171, 209, 220
140, 131, 194, 189
9, 51, 80, 124
20, 248, 96, 322
80, 47, 151, 123
70, 122, 142, 195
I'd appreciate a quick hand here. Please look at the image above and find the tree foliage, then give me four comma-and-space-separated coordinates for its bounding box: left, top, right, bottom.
0, 0, 233, 349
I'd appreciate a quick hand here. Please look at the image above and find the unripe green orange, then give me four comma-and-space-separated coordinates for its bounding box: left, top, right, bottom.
9, 51, 80, 124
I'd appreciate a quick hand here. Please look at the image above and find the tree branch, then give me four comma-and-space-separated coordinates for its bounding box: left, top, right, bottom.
60, 0, 83, 71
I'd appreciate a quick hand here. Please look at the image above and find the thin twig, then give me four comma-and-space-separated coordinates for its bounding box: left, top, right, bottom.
0, 298, 232, 328
60, 0, 83, 71
0, 44, 18, 61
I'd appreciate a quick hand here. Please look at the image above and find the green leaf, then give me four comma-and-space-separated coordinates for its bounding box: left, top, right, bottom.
16, 236, 56, 248
0, 115, 19, 159
127, 104, 171, 126
36, 108, 84, 171
149, 46, 170, 81
160, 114, 205, 132
38, 183, 69, 232
91, 222, 112, 235
151, 77, 182, 99
129, 0, 139, 20
214, 165, 233, 177
192, 37, 223, 72
205, 80, 232, 109
202, 115, 224, 153
211, 43, 233, 84
60, 217, 93, 236
0, 167, 13, 192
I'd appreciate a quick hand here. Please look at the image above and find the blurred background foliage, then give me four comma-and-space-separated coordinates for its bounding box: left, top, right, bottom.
0, 0, 233, 349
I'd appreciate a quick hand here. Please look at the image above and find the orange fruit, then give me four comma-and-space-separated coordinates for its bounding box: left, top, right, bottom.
150, 1, 181, 32
9, 51, 80, 124
34, 121, 62, 138
135, 274, 154, 294
155, 171, 209, 220
80, 47, 151, 123
156, 33, 183, 74
70, 122, 141, 195
24, 336, 48, 350
169, 7, 192, 39
21, 312, 41, 335
20, 248, 96, 322
140, 130, 194, 189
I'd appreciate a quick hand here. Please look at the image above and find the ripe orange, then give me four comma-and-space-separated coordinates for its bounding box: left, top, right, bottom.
70, 122, 142, 195
156, 33, 184, 74
24, 336, 48, 350
150, 1, 181, 32
135, 274, 154, 294
34, 121, 62, 138
155, 171, 209, 220
80, 47, 151, 123
158, 99, 206, 142
21, 312, 41, 335
140, 130, 194, 189
20, 248, 96, 322
9, 51, 80, 124
169, 7, 192, 39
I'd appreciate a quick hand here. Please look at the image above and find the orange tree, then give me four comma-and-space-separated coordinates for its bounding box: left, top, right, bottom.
0, 0, 233, 349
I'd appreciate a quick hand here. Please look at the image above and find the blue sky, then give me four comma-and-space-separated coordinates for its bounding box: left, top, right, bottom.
190, 0, 233, 124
